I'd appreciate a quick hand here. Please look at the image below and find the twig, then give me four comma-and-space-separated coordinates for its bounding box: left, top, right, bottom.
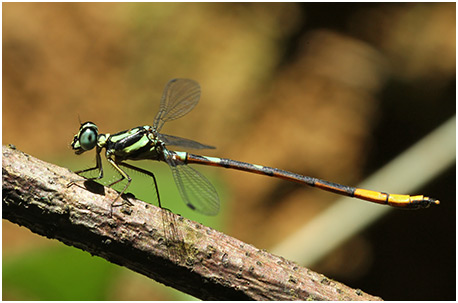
2, 145, 381, 301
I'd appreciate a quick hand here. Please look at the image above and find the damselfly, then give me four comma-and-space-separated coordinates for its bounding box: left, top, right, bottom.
70, 78, 439, 215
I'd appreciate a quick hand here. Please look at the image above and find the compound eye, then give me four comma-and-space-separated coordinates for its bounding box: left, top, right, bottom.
79, 128, 97, 150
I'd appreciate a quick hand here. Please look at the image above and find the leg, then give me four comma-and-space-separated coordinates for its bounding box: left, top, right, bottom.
67, 148, 104, 188
106, 158, 133, 206
117, 162, 162, 208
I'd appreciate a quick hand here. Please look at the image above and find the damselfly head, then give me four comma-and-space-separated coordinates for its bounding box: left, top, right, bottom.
71, 121, 99, 155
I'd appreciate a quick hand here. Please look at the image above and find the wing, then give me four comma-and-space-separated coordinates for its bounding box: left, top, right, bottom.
165, 150, 220, 216
158, 133, 215, 150
153, 79, 201, 132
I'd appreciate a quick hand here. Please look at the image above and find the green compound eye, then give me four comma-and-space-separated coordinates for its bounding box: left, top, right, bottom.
79, 128, 97, 150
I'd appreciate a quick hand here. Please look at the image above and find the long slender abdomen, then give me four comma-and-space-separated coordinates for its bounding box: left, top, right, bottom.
182, 153, 355, 196
177, 152, 439, 209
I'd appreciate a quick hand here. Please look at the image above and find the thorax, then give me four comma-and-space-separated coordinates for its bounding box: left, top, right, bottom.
103, 126, 162, 161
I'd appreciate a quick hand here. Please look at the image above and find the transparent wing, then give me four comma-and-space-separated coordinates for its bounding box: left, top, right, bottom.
161, 208, 188, 263
165, 152, 220, 216
158, 133, 215, 150
153, 79, 201, 132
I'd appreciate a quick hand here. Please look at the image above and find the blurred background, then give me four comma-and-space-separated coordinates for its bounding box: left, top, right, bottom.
2, 3, 455, 300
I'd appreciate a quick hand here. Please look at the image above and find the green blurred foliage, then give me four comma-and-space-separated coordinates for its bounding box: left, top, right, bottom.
3, 246, 116, 300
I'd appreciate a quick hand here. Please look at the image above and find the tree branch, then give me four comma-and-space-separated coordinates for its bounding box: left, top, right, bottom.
2, 145, 381, 301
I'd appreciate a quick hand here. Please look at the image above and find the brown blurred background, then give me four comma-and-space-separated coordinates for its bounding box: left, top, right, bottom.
3, 3, 455, 300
